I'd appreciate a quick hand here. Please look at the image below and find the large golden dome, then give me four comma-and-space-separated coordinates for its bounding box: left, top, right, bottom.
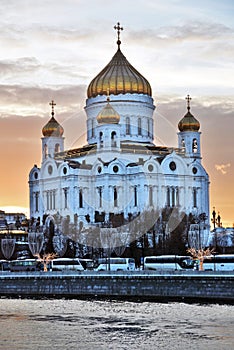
87, 48, 152, 98
96, 98, 120, 124
42, 100, 64, 137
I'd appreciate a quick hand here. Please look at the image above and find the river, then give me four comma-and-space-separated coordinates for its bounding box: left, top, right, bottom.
0, 298, 233, 349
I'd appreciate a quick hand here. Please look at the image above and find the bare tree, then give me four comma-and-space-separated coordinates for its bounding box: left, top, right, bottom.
187, 247, 215, 271
34, 252, 57, 272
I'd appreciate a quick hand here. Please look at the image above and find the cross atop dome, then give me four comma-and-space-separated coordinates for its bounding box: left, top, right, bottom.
49, 100, 56, 116
185, 94, 192, 112
42, 100, 64, 137
114, 22, 123, 49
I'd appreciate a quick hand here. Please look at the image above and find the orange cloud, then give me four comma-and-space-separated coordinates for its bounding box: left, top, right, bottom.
215, 163, 231, 175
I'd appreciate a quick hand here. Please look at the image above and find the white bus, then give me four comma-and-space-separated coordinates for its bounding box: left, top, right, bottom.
202, 255, 234, 271
50, 258, 84, 271
0, 259, 11, 271
10, 259, 42, 272
96, 257, 135, 271
144, 255, 195, 271
79, 259, 95, 270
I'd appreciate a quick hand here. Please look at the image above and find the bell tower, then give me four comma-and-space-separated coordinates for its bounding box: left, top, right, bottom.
41, 100, 64, 162
178, 95, 201, 160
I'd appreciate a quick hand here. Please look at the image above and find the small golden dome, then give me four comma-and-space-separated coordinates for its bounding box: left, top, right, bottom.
42, 116, 64, 137
178, 111, 200, 132
96, 99, 120, 124
87, 48, 152, 98
178, 95, 200, 132
42, 100, 64, 137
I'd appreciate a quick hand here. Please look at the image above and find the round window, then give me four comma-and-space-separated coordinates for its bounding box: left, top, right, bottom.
113, 165, 119, 173
63, 167, 67, 175
48, 165, 53, 175
34, 172, 38, 180
97, 166, 102, 174
192, 167, 198, 174
169, 161, 176, 171
148, 164, 154, 172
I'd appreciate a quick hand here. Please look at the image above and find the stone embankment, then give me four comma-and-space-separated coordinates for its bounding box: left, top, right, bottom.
0, 270, 233, 303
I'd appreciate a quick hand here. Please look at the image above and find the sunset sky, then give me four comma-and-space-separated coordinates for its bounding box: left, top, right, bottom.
0, 0, 233, 227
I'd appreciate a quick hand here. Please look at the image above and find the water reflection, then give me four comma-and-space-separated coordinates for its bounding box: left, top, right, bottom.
0, 299, 233, 350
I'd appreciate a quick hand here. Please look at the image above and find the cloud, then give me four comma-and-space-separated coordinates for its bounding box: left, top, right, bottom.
124, 21, 234, 96
215, 163, 231, 175
127, 21, 234, 46
126, 21, 234, 72
0, 57, 41, 78
0, 22, 98, 50
0, 84, 86, 117
161, 22, 233, 41
0, 56, 91, 86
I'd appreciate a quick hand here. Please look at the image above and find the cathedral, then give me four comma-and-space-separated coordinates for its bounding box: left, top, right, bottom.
29, 23, 210, 238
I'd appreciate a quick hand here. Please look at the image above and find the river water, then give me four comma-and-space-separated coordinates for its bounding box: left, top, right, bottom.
0, 298, 233, 350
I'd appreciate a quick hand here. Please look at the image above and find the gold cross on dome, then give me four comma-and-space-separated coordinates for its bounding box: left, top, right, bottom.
114, 22, 123, 48
185, 94, 192, 111
49, 100, 56, 116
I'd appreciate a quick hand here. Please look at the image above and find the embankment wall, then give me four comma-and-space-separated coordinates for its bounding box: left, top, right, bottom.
0, 271, 233, 302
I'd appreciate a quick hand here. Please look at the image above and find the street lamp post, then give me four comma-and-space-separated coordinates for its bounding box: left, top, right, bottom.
141, 234, 145, 270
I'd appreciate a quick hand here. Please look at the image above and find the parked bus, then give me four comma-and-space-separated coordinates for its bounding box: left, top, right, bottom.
95, 257, 135, 271
0, 260, 11, 271
144, 255, 195, 271
79, 259, 95, 270
202, 255, 234, 271
10, 259, 42, 272
50, 258, 84, 271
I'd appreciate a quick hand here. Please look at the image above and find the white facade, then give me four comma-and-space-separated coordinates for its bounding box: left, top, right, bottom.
29, 38, 210, 234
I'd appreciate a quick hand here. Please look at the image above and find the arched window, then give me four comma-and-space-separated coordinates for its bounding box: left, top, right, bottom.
151, 119, 153, 138
91, 119, 94, 138
181, 139, 185, 151
64, 188, 68, 209
149, 186, 153, 206
114, 187, 118, 207
138, 118, 142, 135
111, 131, 116, 147
134, 186, 137, 206
171, 187, 175, 207
43, 144, 48, 159
167, 187, 170, 207
35, 192, 39, 212
193, 188, 197, 208
79, 189, 83, 208
176, 188, 179, 207
99, 132, 103, 147
126, 117, 130, 135
50, 191, 53, 210
53, 190, 56, 210
46, 191, 49, 210
192, 138, 198, 153
55, 143, 60, 153
147, 119, 150, 137
98, 187, 102, 208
